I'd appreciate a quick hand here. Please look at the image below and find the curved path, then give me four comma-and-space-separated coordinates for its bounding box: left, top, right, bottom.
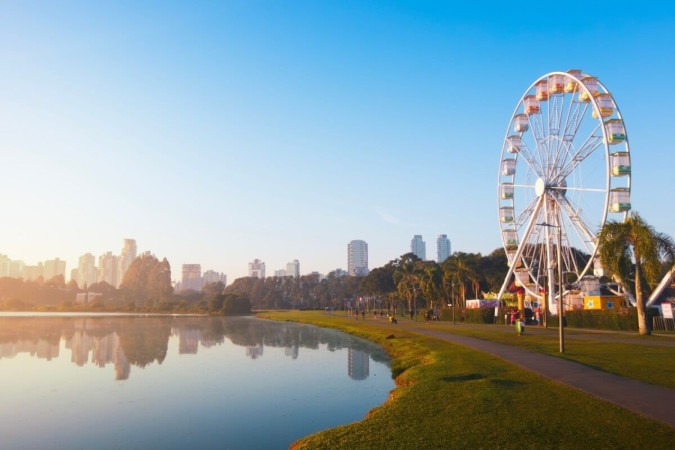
396, 322, 675, 428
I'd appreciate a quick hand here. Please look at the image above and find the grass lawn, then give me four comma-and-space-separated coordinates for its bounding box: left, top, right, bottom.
417, 320, 675, 389
258, 310, 675, 450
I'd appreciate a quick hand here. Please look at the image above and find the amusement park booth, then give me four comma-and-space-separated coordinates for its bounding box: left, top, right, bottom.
466, 299, 500, 309
579, 276, 624, 310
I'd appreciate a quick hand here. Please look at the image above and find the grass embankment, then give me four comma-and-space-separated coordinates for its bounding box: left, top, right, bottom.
258, 310, 674, 450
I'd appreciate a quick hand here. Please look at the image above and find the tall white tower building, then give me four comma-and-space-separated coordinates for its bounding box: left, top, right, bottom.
348, 240, 368, 276
248, 259, 266, 279
119, 239, 137, 284
181, 264, 203, 292
43, 258, 66, 281
98, 252, 120, 287
286, 260, 300, 278
77, 253, 98, 288
437, 234, 451, 263
410, 235, 426, 260
203, 270, 227, 286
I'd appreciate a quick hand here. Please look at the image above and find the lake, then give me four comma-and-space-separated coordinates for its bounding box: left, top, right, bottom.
0, 313, 394, 449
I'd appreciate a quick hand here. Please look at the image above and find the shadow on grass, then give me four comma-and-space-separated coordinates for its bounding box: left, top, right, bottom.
442, 373, 486, 382
490, 378, 526, 388
442, 374, 526, 390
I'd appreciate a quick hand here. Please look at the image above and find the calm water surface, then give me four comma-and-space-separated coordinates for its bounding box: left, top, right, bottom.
0, 313, 393, 449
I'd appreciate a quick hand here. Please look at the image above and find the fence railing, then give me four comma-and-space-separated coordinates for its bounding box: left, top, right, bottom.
652, 317, 675, 332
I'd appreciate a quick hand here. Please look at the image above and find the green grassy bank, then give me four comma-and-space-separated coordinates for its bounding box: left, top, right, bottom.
258, 310, 674, 450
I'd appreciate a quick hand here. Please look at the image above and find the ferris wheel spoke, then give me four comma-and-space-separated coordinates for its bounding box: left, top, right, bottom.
555, 206, 582, 279
547, 95, 561, 137
556, 132, 604, 182
530, 112, 547, 148
562, 101, 590, 142
516, 143, 544, 177
554, 193, 598, 254
512, 194, 540, 229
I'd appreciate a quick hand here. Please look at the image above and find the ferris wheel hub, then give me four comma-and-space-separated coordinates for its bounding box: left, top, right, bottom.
535, 177, 546, 197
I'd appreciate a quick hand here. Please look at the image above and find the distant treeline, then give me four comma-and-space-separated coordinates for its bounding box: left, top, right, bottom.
1, 249, 513, 315
0, 254, 250, 315
225, 250, 509, 312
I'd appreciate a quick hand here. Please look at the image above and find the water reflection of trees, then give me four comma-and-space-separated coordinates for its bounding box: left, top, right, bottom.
0, 316, 389, 378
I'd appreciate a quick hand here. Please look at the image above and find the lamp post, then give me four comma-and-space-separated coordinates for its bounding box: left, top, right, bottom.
452, 282, 456, 324
556, 227, 565, 353
539, 222, 565, 353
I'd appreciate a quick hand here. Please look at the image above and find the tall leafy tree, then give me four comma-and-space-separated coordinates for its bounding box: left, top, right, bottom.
442, 253, 479, 307
598, 212, 675, 335
393, 254, 423, 315
120, 254, 173, 307
420, 262, 443, 310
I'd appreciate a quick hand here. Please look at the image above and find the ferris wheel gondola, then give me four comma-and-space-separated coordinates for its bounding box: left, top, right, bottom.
496, 70, 631, 310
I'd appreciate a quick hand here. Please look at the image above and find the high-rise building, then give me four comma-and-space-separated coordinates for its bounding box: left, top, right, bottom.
43, 258, 66, 281
286, 260, 300, 278
348, 240, 368, 277
119, 239, 137, 284
203, 270, 227, 286
0, 254, 10, 277
23, 263, 42, 280
76, 253, 98, 289
248, 259, 265, 279
437, 234, 451, 263
181, 264, 202, 292
10, 260, 25, 279
411, 235, 426, 260
98, 252, 119, 287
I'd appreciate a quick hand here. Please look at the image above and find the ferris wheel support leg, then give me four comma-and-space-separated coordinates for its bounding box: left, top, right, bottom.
496, 196, 545, 305
496, 262, 517, 305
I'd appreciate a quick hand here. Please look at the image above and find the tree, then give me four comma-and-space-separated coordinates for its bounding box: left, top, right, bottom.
361, 266, 396, 299
120, 254, 173, 308
148, 258, 173, 305
203, 281, 226, 311
420, 262, 443, 310
598, 212, 675, 335
393, 254, 423, 316
442, 253, 480, 308
222, 294, 252, 315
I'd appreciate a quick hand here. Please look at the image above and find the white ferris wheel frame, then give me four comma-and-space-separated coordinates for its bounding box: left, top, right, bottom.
496, 70, 631, 306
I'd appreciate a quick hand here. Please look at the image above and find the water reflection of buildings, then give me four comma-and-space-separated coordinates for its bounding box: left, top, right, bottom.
0, 340, 60, 360
178, 328, 201, 354
246, 343, 264, 359
0, 318, 384, 381
65, 331, 131, 380
348, 348, 370, 380
0, 331, 131, 380
284, 344, 299, 359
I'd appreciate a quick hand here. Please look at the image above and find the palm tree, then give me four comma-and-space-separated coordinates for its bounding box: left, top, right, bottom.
442, 253, 479, 308
420, 262, 443, 311
598, 212, 675, 335
394, 257, 423, 318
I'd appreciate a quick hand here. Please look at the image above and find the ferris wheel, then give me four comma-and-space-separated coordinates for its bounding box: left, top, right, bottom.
496, 70, 631, 305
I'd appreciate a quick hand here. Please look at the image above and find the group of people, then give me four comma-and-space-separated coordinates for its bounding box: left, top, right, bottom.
506, 307, 545, 335
506, 307, 544, 326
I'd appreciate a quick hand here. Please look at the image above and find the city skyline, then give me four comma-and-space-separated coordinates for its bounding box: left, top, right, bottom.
1, 233, 447, 284
2, 3, 674, 281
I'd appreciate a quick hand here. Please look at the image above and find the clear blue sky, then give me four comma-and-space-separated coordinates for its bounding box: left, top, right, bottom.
2, 1, 674, 282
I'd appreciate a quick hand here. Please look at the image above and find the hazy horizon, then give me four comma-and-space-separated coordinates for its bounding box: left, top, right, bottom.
2, 2, 674, 281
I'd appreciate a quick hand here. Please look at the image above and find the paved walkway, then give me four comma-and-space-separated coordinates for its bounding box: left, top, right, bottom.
395, 321, 675, 428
